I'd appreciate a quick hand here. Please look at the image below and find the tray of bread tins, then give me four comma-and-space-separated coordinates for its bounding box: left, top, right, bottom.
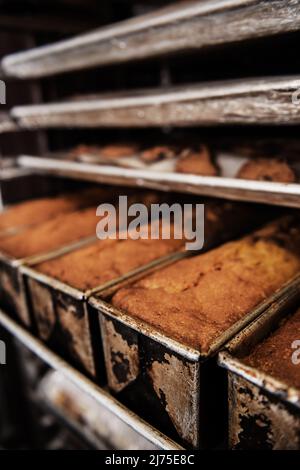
88, 216, 300, 449
0, 186, 182, 326
17, 144, 300, 208
0, 310, 183, 451
0, 187, 120, 325
218, 274, 300, 450
2, 0, 299, 79
19, 199, 262, 381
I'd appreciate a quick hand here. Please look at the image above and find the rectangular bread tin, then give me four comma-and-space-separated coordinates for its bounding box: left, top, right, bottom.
0, 235, 97, 327
218, 274, 300, 450
21, 251, 190, 380
20, 199, 264, 379
88, 275, 300, 449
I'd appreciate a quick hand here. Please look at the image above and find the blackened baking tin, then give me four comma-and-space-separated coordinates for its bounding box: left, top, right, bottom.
218, 274, 300, 450
88, 275, 300, 449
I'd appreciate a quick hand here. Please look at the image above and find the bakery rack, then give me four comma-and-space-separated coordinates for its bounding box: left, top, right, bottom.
2, 75, 300, 208
16, 152, 300, 208
1, 0, 300, 451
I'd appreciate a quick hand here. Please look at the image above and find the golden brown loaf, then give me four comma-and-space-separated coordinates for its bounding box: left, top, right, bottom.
35, 234, 183, 291
140, 146, 177, 163
112, 217, 300, 353
0, 207, 100, 259
0, 187, 112, 233
176, 146, 219, 176
71, 143, 139, 160
33, 201, 266, 291
236, 158, 297, 183
245, 308, 300, 389
0, 190, 165, 259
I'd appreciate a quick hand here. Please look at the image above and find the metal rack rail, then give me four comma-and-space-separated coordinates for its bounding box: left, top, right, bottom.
4, 76, 300, 128
2, 0, 300, 79
0, 309, 183, 451
17, 154, 300, 208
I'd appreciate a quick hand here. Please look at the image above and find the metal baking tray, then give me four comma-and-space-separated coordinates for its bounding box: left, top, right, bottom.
0, 185, 125, 324
18, 152, 300, 208
21, 251, 191, 380
0, 235, 97, 327
2, 1, 300, 79
39, 370, 160, 450
0, 308, 183, 450
20, 199, 268, 380
218, 274, 300, 450
88, 271, 300, 449
9, 77, 300, 127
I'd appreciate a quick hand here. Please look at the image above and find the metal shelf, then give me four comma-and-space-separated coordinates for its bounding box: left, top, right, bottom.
39, 370, 161, 450
0, 112, 18, 134
6, 77, 300, 129
0, 309, 183, 451
2, 0, 300, 79
17, 154, 300, 209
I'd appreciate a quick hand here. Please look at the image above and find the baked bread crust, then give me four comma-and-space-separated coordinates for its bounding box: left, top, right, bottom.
0, 187, 110, 232
175, 146, 219, 176
237, 158, 297, 183
245, 308, 300, 389
112, 217, 300, 352
33, 201, 263, 291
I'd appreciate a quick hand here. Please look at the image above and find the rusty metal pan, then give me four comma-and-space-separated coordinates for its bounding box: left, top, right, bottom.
0, 234, 97, 328
10, 76, 300, 127
89, 273, 300, 449
218, 274, 300, 449
0, 252, 29, 326
18, 153, 300, 209
0, 308, 183, 450
2, 1, 300, 79
21, 250, 191, 380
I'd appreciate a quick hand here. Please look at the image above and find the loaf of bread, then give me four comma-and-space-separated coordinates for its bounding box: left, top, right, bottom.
245, 308, 300, 389
71, 143, 139, 161
140, 146, 177, 163
0, 190, 165, 259
0, 187, 112, 233
236, 158, 297, 183
0, 207, 100, 259
175, 145, 219, 176
112, 217, 300, 353
33, 201, 271, 292
34, 228, 184, 291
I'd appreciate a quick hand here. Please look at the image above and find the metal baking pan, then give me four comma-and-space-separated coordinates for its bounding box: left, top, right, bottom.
218, 274, 300, 450
88, 272, 300, 449
20, 199, 270, 380
0, 235, 97, 327
21, 251, 190, 380
10, 76, 300, 128
0, 308, 183, 450
2, 1, 300, 79
18, 152, 300, 208
0, 185, 126, 324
